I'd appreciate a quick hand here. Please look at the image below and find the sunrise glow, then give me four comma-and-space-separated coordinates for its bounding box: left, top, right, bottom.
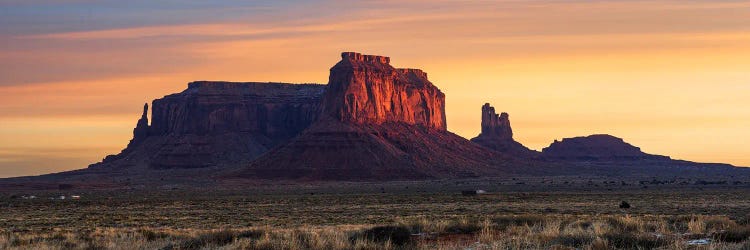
1, 0, 749, 177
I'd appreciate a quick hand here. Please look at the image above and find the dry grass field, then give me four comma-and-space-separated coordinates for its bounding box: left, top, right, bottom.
1, 178, 749, 249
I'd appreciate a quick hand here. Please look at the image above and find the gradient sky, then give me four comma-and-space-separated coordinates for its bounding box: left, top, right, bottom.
1, 0, 749, 177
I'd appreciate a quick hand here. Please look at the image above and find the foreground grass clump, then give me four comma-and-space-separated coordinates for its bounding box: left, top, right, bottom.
2, 215, 749, 249
714, 225, 750, 243
352, 226, 412, 246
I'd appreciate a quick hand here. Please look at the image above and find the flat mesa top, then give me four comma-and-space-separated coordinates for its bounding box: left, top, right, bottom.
158, 81, 328, 98
341, 52, 390, 64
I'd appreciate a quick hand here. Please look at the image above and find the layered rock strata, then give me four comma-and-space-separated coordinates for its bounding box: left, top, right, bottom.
237, 52, 507, 180
322, 52, 446, 129
89, 82, 325, 169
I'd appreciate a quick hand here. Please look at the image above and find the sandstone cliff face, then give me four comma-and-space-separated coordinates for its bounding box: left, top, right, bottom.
542, 134, 670, 161
238, 53, 513, 180
470, 103, 535, 156
90, 82, 325, 169
322, 52, 446, 130
150, 81, 323, 137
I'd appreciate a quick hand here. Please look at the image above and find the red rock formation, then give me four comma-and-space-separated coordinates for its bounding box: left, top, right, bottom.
237, 52, 512, 180
479, 103, 512, 139
149, 81, 323, 136
130, 103, 150, 146
542, 134, 670, 161
15, 52, 745, 185
471, 103, 536, 156
322, 52, 446, 130
89, 82, 325, 169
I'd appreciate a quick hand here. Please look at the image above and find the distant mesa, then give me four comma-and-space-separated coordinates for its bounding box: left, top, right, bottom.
4, 51, 741, 187
541, 134, 670, 161
88, 52, 512, 180
470, 103, 536, 157
89, 81, 326, 169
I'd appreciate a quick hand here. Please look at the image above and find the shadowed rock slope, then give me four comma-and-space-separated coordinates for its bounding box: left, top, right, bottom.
235, 52, 517, 180
542, 134, 669, 161
539, 134, 739, 175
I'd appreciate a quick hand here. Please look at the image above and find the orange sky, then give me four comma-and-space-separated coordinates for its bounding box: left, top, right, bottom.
1, 0, 749, 177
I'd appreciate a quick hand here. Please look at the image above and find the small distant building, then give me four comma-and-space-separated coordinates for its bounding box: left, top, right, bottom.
461, 190, 487, 196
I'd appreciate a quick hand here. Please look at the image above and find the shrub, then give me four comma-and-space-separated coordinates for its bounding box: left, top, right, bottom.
177, 230, 236, 250
138, 229, 171, 241
553, 233, 594, 248
603, 232, 668, 249
406, 217, 452, 234
82, 243, 107, 250
493, 215, 547, 229
668, 215, 695, 232
713, 225, 750, 243
738, 214, 750, 225
47, 233, 68, 242
607, 215, 642, 233
353, 226, 411, 246
619, 201, 630, 209
236, 229, 264, 240
445, 218, 482, 234
587, 238, 609, 250
569, 220, 592, 230
199, 230, 235, 246
704, 216, 736, 231
688, 217, 706, 234
176, 238, 204, 250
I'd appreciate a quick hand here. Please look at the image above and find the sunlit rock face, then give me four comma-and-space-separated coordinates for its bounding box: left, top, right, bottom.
470, 103, 536, 157
322, 52, 446, 130
89, 81, 326, 169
